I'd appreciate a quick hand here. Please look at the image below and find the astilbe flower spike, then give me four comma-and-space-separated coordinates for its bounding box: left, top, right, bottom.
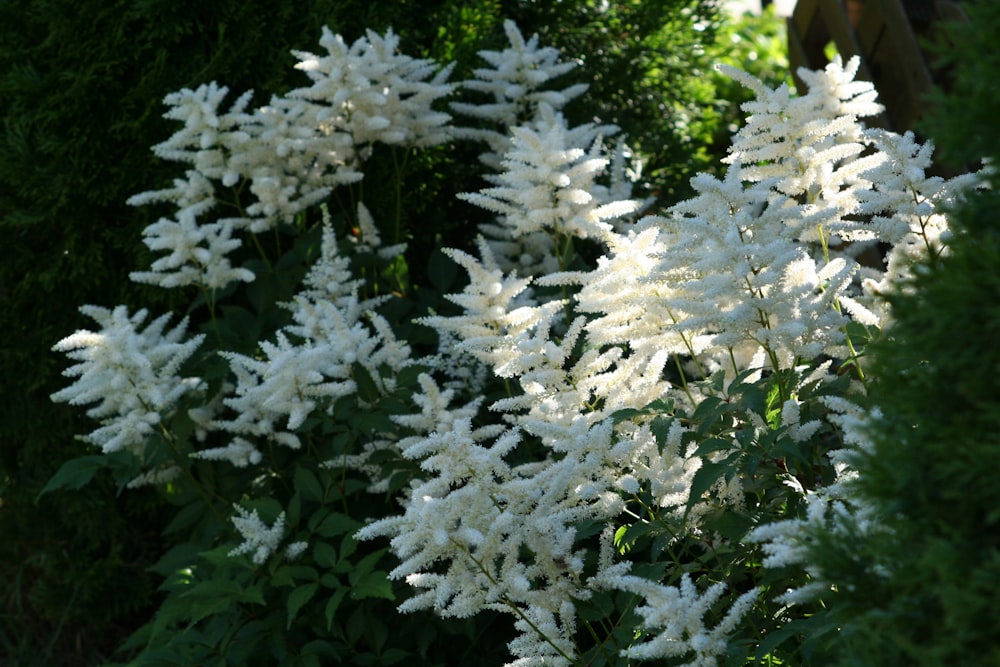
451, 19, 590, 173
50, 305, 205, 456
211, 217, 411, 453
288, 26, 455, 152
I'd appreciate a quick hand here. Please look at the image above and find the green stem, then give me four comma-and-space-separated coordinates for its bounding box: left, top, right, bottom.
391, 147, 410, 245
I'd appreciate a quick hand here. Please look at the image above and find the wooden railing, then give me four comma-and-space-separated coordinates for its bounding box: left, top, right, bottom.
787, 0, 968, 133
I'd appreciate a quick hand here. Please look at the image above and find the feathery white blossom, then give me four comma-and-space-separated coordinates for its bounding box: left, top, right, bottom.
229, 505, 289, 565
289, 26, 455, 151
597, 572, 760, 664
50, 305, 204, 456
459, 103, 639, 261
213, 217, 411, 451
451, 20, 590, 173
190, 438, 263, 468
129, 209, 256, 289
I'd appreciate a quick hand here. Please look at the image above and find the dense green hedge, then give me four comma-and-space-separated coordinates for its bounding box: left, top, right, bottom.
796, 2, 1000, 663
0, 1, 753, 663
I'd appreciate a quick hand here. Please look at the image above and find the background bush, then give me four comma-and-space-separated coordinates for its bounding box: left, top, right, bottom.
789, 2, 1000, 663
0, 0, 790, 664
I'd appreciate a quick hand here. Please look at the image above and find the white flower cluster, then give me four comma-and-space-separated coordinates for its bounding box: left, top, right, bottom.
289, 27, 455, 153
126, 28, 453, 289
229, 504, 305, 565
51, 22, 985, 667
450, 20, 590, 173
360, 53, 981, 667
212, 217, 411, 453
597, 570, 760, 666
450, 21, 644, 277
50, 305, 204, 456
459, 104, 640, 274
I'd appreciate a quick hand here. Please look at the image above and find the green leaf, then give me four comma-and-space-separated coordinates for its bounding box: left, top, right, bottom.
216, 304, 261, 348
302, 639, 343, 660
755, 616, 835, 662
352, 363, 381, 402
287, 491, 302, 527
272, 565, 319, 588
614, 520, 657, 554
313, 541, 337, 568
287, 582, 319, 628
686, 454, 739, 516
324, 587, 348, 631
705, 510, 754, 542
294, 465, 325, 503
694, 436, 736, 457
691, 396, 731, 434
577, 589, 616, 621
36, 454, 109, 498
180, 579, 249, 624
348, 549, 387, 583
149, 542, 202, 577
427, 247, 460, 293
163, 499, 209, 535
315, 512, 361, 538
339, 535, 359, 562
348, 570, 394, 601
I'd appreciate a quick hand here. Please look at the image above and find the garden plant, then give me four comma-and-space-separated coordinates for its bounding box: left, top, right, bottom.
36, 6, 994, 667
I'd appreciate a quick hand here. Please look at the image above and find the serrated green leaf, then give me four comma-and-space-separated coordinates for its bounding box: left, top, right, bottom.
686, 454, 739, 517
578, 589, 616, 621
273, 565, 319, 588
179, 579, 248, 624
302, 639, 342, 659
613, 520, 657, 555
240, 583, 267, 606
352, 363, 381, 402
287, 582, 318, 628
315, 512, 361, 538
313, 541, 337, 568
427, 247, 459, 293
376, 648, 413, 665
287, 491, 302, 527
348, 549, 387, 584
348, 570, 394, 601
609, 407, 649, 424
705, 510, 754, 542
324, 587, 348, 631
613, 524, 629, 552
294, 465, 325, 503
163, 499, 209, 536
149, 542, 202, 577
695, 436, 736, 457
298, 655, 321, 667
339, 535, 359, 562
36, 455, 109, 498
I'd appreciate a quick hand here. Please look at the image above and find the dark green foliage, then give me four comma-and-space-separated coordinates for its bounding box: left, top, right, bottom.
807, 189, 1000, 666
797, 4, 1000, 661
0, 1, 362, 663
920, 0, 1000, 170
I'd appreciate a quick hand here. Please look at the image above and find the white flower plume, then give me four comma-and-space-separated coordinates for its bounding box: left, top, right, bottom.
50, 305, 205, 456
289, 26, 455, 150
451, 20, 592, 173
229, 505, 290, 565
459, 104, 639, 248
598, 572, 760, 665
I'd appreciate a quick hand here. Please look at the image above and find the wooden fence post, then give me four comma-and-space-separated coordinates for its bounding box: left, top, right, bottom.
787, 0, 967, 133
